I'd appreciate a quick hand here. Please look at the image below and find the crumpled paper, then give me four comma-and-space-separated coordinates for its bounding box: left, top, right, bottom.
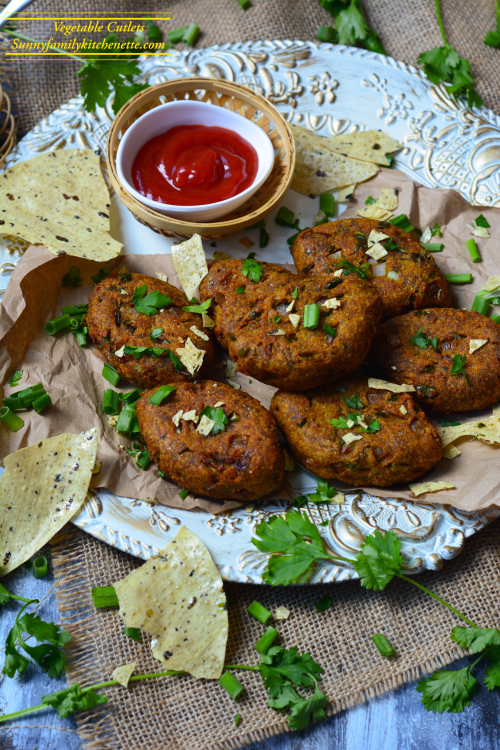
2, 169, 500, 511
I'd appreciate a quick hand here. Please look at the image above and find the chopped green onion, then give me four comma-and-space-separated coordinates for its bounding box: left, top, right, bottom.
124, 627, 142, 642
74, 329, 88, 347
33, 556, 48, 579
314, 595, 333, 613
444, 274, 473, 285
323, 324, 336, 337
420, 242, 443, 252
247, 219, 266, 229
158, 470, 166, 478
0, 406, 24, 431
259, 227, 270, 248
389, 214, 413, 232
149, 385, 176, 406
287, 231, 302, 246
121, 389, 142, 405
61, 304, 88, 315
219, 672, 244, 700
91, 268, 110, 284
247, 600, 271, 624
210, 242, 217, 248
275, 206, 295, 227
8, 370, 22, 386
303, 304, 320, 329
235, 713, 241, 727
45, 314, 71, 335
103, 389, 121, 415
102, 363, 120, 387
2, 396, 23, 411
24, 560, 32, 569
179, 488, 189, 500
116, 405, 135, 434
471, 296, 490, 316
69, 316, 84, 330
372, 633, 395, 658
254, 626, 279, 654
316, 25, 337, 43
466, 238, 482, 263
33, 393, 52, 414
182, 23, 200, 46
238, 0, 251, 9
168, 25, 187, 43
236, 286, 245, 294
150, 328, 163, 341
319, 193, 335, 217
92, 586, 119, 608
292, 287, 298, 299
61, 266, 81, 287
136, 450, 151, 470
19, 383, 45, 408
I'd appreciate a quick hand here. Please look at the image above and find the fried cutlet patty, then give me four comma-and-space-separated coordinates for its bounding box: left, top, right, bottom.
271, 377, 442, 487
199, 259, 383, 391
87, 272, 215, 389
136, 381, 285, 501
291, 218, 452, 320
367, 309, 500, 412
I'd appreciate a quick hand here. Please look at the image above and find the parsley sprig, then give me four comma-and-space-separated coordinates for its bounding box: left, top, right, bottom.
131, 285, 172, 315
319, 0, 386, 54
242, 258, 263, 282
484, 0, 500, 47
418, 0, 482, 107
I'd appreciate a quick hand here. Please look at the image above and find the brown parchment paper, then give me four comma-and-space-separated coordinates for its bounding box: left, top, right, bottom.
2, 169, 500, 512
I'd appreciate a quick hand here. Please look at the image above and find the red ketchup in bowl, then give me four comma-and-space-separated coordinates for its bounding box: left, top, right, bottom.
131, 124, 259, 206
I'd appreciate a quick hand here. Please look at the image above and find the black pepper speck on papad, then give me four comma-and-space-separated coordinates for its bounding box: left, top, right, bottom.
200, 259, 383, 391
87, 272, 215, 388
291, 218, 452, 320
271, 378, 441, 487
367, 308, 500, 412
136, 381, 285, 502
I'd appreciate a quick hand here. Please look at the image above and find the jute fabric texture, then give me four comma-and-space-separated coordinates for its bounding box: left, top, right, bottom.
3, 0, 500, 137
52, 521, 500, 749
3, 1, 500, 747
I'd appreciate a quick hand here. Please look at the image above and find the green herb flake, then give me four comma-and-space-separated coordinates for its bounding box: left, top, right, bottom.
314, 595, 333, 613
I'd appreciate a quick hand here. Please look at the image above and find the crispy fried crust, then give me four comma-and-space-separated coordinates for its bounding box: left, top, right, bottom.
291, 218, 452, 320
200, 259, 383, 390
271, 377, 442, 487
368, 309, 500, 412
87, 273, 215, 388
136, 381, 285, 501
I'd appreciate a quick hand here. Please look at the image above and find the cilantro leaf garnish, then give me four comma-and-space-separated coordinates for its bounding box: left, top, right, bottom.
123, 345, 167, 359
335, 258, 370, 280
438, 419, 460, 427
484, 647, 500, 690
314, 595, 333, 613
484, 3, 500, 47
261, 645, 323, 695
410, 328, 438, 350
475, 214, 490, 228
61, 266, 82, 287
417, 1, 482, 108
132, 287, 172, 315
450, 354, 470, 384
353, 530, 403, 591
199, 405, 230, 435
432, 223, 441, 236
450, 627, 500, 653
344, 394, 363, 410
417, 666, 478, 713
365, 196, 376, 205
308, 477, 338, 504
360, 419, 380, 434
242, 258, 263, 282
42, 683, 108, 718
150, 328, 164, 341
182, 299, 211, 314
320, 0, 386, 54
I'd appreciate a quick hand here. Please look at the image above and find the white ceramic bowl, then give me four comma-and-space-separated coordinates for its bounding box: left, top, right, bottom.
116, 100, 275, 222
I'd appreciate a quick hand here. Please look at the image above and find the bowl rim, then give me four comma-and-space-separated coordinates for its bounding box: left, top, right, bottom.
115, 99, 275, 214
106, 77, 296, 231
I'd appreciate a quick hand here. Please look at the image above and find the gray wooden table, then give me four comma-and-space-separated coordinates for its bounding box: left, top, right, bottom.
0, 546, 497, 750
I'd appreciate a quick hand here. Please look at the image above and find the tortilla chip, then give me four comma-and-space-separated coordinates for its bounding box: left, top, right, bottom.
409, 481, 455, 497
377, 188, 399, 211
0, 150, 122, 261
0, 429, 97, 576
289, 313, 301, 328
436, 413, 500, 448
290, 124, 379, 196
171, 234, 208, 302
156, 273, 168, 282
326, 130, 402, 167
469, 339, 488, 354
356, 205, 393, 221
114, 526, 228, 680
442, 444, 461, 460
197, 414, 215, 436
342, 432, 363, 445
112, 661, 136, 687
202, 312, 214, 329
480, 276, 500, 293
337, 184, 356, 202
175, 337, 205, 376
368, 378, 416, 393
366, 243, 387, 261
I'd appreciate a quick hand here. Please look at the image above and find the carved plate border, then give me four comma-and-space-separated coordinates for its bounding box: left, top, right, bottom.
4, 41, 500, 582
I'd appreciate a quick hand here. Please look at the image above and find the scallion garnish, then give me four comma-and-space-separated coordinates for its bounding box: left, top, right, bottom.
420, 242, 443, 252
275, 206, 295, 227
260, 227, 270, 248
444, 274, 473, 284
323, 324, 336, 337
8, 370, 22, 387
372, 633, 395, 658
182, 23, 200, 46
61, 304, 88, 315
102, 363, 120, 387
33, 392, 52, 414
319, 193, 335, 217
136, 450, 151, 470
247, 600, 272, 624
103, 389, 121, 415
168, 26, 187, 43
33, 556, 48, 579
124, 627, 142, 642
471, 296, 490, 316
389, 214, 414, 232
121, 389, 142, 405
92, 586, 119, 608
116, 405, 135, 434
0, 406, 24, 431
45, 314, 71, 335
303, 304, 320, 329
466, 238, 482, 263
149, 385, 176, 406
219, 672, 244, 700
254, 626, 279, 654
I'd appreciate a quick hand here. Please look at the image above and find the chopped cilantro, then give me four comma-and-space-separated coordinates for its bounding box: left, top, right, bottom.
8, 370, 22, 387
314, 595, 333, 613
179, 488, 189, 500
344, 394, 363, 410
61, 266, 81, 287
236, 286, 245, 294
242, 258, 263, 282
199, 405, 229, 435
365, 196, 376, 205
182, 299, 211, 314
150, 328, 163, 341
360, 419, 380, 434
450, 354, 469, 385
309, 477, 338, 504
132, 287, 172, 315
123, 345, 166, 359
475, 214, 490, 228
335, 259, 370, 280
247, 252, 256, 259
292, 287, 298, 299
410, 328, 438, 350
260, 227, 270, 248
91, 268, 110, 284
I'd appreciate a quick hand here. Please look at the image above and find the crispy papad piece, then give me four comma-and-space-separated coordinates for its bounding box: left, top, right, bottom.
326, 130, 402, 167
171, 233, 208, 302
0, 150, 122, 260
0, 428, 97, 576
114, 526, 228, 680
437, 413, 500, 448
290, 124, 379, 195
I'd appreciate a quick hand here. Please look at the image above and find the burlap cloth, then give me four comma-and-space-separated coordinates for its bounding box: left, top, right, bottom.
2, 1, 500, 747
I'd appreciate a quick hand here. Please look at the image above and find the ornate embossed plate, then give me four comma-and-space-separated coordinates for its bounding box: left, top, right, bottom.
3, 41, 500, 582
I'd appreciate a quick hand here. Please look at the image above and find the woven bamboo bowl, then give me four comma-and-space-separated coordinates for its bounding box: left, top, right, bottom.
106, 78, 295, 240
0, 83, 16, 170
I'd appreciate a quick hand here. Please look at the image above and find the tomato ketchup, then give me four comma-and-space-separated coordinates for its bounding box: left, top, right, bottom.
131, 124, 259, 206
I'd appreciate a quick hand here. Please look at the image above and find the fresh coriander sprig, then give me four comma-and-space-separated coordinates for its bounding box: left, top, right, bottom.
418, 0, 482, 107
319, 0, 386, 54
484, 0, 500, 47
